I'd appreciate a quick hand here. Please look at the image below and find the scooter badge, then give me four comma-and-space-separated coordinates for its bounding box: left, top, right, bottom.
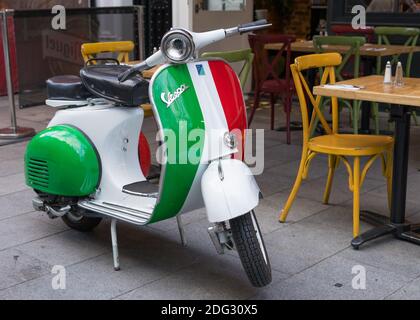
161, 84, 189, 108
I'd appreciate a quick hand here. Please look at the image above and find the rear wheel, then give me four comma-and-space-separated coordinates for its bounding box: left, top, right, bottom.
62, 209, 102, 232
230, 211, 272, 287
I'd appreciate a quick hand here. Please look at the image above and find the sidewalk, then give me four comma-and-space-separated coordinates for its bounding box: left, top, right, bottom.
1, 97, 420, 300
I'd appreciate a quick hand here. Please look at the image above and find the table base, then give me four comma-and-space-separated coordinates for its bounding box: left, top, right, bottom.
352, 223, 420, 249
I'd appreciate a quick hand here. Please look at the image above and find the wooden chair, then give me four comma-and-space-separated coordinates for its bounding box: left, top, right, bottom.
313, 36, 367, 134
248, 34, 296, 144
279, 53, 394, 238
201, 48, 254, 89
81, 41, 134, 64
331, 24, 375, 43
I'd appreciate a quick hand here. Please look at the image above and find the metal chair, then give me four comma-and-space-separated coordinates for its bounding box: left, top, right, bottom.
201, 48, 254, 90
279, 53, 394, 238
248, 34, 296, 144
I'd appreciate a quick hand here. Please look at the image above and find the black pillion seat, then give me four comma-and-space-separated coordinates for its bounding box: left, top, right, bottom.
47, 75, 93, 101
80, 64, 150, 106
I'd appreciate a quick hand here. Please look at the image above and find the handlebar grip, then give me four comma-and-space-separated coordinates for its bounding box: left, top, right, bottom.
238, 19, 268, 29
118, 68, 138, 82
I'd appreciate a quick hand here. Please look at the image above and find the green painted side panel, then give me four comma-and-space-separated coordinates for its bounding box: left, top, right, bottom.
149, 64, 205, 224
25, 125, 100, 197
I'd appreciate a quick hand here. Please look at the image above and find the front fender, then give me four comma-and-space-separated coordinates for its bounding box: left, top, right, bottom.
201, 159, 260, 223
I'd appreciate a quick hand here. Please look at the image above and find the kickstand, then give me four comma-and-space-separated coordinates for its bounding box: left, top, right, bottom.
111, 219, 120, 271
176, 215, 187, 247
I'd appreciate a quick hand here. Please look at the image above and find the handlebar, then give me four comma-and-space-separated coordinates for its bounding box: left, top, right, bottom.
118, 20, 271, 82
238, 19, 272, 34
117, 61, 148, 82
225, 19, 271, 37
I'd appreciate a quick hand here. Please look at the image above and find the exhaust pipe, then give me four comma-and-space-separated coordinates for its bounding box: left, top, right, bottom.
32, 197, 71, 219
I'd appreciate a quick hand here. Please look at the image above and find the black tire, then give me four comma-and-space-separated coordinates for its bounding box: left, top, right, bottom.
230, 211, 272, 287
62, 210, 102, 232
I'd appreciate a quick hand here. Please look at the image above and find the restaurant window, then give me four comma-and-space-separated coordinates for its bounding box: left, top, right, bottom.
345, 0, 420, 13
201, 0, 246, 11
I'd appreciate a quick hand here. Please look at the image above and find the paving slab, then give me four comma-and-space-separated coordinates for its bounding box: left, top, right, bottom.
0, 248, 52, 291
0, 189, 37, 221
116, 254, 288, 300
262, 217, 351, 275
0, 213, 67, 252
252, 255, 410, 300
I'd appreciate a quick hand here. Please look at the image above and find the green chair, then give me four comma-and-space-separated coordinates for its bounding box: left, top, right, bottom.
312, 36, 367, 135
201, 48, 254, 89
374, 26, 420, 127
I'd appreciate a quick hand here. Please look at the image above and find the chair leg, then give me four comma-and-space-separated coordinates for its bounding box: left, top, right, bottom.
372, 102, 380, 135
411, 110, 419, 126
323, 155, 338, 205
270, 93, 276, 130
280, 150, 308, 223
285, 96, 292, 145
248, 91, 260, 127
353, 157, 361, 238
352, 101, 360, 135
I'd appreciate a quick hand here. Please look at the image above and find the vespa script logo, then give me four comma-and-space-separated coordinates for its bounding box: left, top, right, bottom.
161, 84, 189, 108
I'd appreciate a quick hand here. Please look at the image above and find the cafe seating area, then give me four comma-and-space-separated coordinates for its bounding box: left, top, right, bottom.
2, 0, 420, 301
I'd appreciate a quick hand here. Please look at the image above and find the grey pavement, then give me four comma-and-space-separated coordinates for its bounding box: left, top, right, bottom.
1, 96, 420, 300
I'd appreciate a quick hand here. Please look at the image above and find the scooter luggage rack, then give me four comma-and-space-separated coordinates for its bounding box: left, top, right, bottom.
0, 10, 35, 142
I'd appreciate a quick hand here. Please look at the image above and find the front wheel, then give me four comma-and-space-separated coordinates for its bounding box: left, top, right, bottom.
230, 211, 272, 287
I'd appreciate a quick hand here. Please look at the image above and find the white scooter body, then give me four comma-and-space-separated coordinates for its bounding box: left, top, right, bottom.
47, 59, 261, 226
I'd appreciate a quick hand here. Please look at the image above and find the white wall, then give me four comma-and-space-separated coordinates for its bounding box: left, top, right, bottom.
95, 0, 133, 6
172, 0, 193, 29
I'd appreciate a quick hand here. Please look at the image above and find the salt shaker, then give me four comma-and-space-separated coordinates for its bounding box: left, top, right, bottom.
395, 61, 404, 87
384, 61, 392, 84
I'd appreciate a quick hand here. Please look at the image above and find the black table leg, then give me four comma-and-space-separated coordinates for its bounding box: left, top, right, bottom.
360, 57, 374, 134
352, 105, 420, 249
360, 101, 371, 133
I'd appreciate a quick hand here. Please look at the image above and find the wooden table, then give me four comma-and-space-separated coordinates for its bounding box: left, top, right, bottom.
265, 41, 420, 57
314, 75, 420, 249
267, 41, 420, 133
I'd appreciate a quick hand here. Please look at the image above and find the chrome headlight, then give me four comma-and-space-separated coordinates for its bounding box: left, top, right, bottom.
161, 29, 195, 64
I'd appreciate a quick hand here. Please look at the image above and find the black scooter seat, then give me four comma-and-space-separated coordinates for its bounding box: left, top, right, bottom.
47, 75, 93, 101
80, 65, 149, 106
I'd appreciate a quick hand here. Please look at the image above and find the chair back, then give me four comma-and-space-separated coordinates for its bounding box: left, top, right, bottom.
248, 33, 296, 92
331, 24, 375, 43
81, 41, 135, 64
313, 36, 366, 81
375, 26, 420, 76
201, 49, 254, 89
290, 53, 342, 143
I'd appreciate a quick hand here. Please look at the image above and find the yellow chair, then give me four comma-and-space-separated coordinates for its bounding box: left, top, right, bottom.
81, 41, 153, 118
279, 53, 394, 238
81, 41, 134, 64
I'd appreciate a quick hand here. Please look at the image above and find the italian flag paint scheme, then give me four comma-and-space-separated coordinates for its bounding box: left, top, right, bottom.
148, 59, 247, 224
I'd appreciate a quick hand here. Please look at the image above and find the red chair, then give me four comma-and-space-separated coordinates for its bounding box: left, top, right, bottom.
248, 34, 296, 144
331, 24, 375, 79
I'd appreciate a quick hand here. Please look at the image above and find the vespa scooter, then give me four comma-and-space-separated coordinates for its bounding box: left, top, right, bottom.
25, 20, 272, 287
